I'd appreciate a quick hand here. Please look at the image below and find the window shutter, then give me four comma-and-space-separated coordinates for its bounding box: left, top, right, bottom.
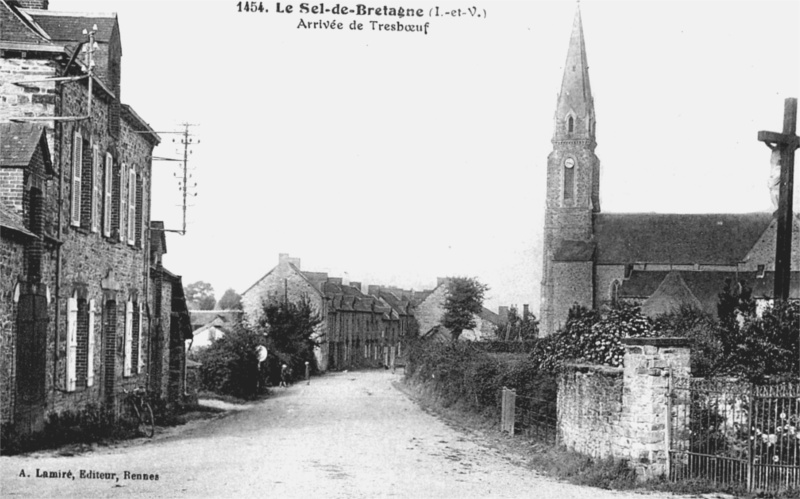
71, 133, 82, 226
104, 153, 113, 237
138, 305, 145, 374
87, 299, 95, 387
91, 147, 99, 233
119, 163, 127, 240
128, 169, 136, 244
67, 296, 78, 391
124, 300, 133, 376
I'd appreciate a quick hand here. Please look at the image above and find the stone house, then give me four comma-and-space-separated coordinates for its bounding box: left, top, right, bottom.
539, 5, 800, 334
188, 310, 243, 349
0, 0, 186, 438
413, 278, 505, 342
242, 254, 417, 371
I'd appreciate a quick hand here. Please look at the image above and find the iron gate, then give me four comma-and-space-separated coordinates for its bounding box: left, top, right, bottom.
669, 377, 800, 492
500, 386, 558, 444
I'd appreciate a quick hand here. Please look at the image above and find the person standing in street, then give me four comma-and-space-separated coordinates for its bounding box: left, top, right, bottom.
280, 364, 289, 388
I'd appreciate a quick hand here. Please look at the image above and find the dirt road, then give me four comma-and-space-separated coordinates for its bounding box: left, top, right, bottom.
1, 371, 678, 498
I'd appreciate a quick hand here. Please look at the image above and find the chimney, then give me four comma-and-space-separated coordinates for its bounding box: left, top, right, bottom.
367, 285, 380, 296
498, 306, 509, 324
523, 304, 530, 321
14, 1, 49, 9
278, 253, 301, 269
350, 282, 362, 293
436, 277, 449, 288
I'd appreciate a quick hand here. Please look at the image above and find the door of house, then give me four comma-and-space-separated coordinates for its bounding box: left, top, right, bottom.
15, 292, 48, 436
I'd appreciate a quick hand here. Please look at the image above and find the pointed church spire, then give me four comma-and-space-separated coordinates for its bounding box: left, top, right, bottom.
555, 2, 594, 141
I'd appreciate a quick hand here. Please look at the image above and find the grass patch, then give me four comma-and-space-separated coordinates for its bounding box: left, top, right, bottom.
197, 390, 260, 405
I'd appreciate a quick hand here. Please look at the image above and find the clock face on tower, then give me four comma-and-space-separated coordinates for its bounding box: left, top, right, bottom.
564, 157, 575, 169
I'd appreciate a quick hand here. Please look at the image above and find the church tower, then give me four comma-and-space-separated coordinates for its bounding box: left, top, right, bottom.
540, 4, 601, 335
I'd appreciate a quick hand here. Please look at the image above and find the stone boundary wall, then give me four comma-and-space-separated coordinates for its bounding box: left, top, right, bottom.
558, 364, 623, 459
557, 338, 692, 480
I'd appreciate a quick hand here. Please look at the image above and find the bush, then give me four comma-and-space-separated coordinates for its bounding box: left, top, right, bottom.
1, 403, 135, 455
197, 324, 266, 399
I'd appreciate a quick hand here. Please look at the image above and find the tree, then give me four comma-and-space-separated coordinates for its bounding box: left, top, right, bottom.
217, 288, 243, 310
197, 323, 265, 399
441, 277, 489, 342
185, 281, 216, 310
253, 296, 323, 384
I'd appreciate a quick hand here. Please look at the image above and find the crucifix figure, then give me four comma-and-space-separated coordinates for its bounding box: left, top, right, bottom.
758, 98, 799, 301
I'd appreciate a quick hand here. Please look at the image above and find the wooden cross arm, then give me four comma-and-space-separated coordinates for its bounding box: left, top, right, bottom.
758, 130, 800, 148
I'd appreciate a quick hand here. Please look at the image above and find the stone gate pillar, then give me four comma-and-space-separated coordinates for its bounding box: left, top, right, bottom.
620, 337, 691, 480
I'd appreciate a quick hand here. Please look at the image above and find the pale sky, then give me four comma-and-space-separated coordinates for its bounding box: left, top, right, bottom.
53, 0, 800, 313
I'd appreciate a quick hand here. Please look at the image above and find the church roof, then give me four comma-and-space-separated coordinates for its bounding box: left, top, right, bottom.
628, 270, 800, 317
594, 213, 773, 265
556, 4, 593, 120
618, 271, 669, 299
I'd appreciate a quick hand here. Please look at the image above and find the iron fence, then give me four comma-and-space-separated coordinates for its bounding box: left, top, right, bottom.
669, 377, 800, 493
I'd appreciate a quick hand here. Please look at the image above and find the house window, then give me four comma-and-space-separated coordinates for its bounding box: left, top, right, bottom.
119, 163, 127, 242
757, 264, 766, 279
127, 168, 136, 245
131, 302, 141, 373
124, 299, 133, 377
78, 137, 93, 229
71, 130, 82, 226
103, 152, 113, 237
135, 174, 144, 248
90, 146, 100, 233
68, 292, 95, 391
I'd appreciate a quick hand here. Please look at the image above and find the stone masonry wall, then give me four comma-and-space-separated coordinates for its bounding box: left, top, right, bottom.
1, 50, 158, 428
558, 365, 624, 458
550, 261, 593, 332
558, 338, 692, 480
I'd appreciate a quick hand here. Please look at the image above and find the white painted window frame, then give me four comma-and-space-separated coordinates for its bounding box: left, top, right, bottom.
71, 131, 82, 226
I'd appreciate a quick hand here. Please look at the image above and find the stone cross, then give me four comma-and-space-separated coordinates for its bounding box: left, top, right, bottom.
758, 98, 799, 301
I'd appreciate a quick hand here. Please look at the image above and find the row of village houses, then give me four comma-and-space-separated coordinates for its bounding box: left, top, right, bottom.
237, 254, 507, 372
0, 0, 194, 439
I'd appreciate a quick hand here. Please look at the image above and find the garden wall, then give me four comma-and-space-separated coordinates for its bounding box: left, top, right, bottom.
557, 337, 692, 479
558, 364, 623, 458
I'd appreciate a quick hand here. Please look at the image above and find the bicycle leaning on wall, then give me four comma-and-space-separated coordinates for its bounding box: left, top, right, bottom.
123, 387, 155, 438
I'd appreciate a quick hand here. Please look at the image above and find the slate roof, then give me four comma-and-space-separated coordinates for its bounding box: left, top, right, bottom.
553, 240, 596, 262
1, 1, 51, 44
594, 213, 773, 265
0, 122, 50, 169
479, 307, 503, 326
0, 200, 36, 238
629, 270, 800, 317
189, 310, 243, 330
25, 10, 117, 43
618, 271, 669, 299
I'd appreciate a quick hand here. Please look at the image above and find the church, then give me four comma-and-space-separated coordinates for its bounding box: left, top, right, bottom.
539, 6, 800, 335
